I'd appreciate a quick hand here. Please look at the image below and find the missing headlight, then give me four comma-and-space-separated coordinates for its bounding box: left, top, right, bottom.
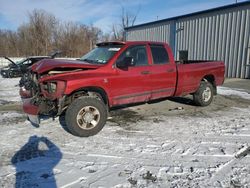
47, 82, 57, 93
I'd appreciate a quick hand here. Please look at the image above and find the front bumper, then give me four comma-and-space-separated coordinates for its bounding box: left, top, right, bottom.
23, 98, 39, 115
23, 98, 40, 125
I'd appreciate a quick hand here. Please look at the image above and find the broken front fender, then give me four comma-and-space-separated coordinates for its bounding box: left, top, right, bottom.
40, 80, 66, 100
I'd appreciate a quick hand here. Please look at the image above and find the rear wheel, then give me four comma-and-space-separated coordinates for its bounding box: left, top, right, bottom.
65, 96, 107, 137
193, 81, 214, 106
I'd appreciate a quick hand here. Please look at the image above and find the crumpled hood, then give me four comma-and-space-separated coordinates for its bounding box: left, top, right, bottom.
31, 59, 103, 74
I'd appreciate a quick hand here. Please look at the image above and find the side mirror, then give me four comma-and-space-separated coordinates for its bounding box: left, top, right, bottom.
116, 57, 134, 69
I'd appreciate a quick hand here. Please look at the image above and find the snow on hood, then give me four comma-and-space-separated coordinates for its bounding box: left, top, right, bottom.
31, 59, 103, 74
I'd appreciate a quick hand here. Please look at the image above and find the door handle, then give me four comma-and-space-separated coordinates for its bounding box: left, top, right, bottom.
141, 71, 150, 75
167, 69, 174, 73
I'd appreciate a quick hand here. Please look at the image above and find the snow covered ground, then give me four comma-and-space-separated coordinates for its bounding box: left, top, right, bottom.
0, 77, 21, 103
218, 86, 250, 100
0, 76, 250, 188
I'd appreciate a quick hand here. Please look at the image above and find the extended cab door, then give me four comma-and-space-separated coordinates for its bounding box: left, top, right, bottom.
110, 45, 152, 106
148, 44, 177, 99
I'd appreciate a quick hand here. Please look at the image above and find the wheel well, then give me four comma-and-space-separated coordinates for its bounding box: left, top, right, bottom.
69, 87, 109, 106
202, 75, 217, 94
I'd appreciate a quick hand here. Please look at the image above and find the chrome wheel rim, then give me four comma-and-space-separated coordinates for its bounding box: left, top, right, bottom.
76, 106, 100, 130
202, 87, 212, 102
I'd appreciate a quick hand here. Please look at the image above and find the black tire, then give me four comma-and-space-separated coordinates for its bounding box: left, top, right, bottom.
65, 96, 107, 137
193, 81, 214, 106
8, 71, 14, 78
1, 72, 8, 78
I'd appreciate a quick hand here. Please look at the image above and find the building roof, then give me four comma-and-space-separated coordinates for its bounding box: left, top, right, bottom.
96, 41, 168, 46
125, 1, 250, 30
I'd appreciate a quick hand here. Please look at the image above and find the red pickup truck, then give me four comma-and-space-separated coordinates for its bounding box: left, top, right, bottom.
20, 41, 225, 137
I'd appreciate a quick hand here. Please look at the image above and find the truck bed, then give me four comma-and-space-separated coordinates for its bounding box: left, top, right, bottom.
174, 60, 225, 96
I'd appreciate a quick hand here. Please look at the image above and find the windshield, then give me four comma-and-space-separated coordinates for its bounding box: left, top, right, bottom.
79, 46, 122, 64
15, 58, 28, 65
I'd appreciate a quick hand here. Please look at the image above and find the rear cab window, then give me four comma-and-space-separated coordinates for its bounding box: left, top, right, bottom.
150, 44, 169, 65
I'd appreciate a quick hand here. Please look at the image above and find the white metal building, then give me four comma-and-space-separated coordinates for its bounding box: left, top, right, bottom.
125, 1, 250, 78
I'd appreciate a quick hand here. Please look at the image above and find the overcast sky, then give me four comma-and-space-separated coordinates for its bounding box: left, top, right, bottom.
0, 0, 248, 33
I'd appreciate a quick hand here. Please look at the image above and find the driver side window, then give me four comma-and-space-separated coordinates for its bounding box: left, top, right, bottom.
117, 45, 148, 66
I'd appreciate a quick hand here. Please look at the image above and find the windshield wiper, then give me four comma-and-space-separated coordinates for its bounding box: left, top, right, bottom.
81, 58, 105, 64
80, 58, 97, 64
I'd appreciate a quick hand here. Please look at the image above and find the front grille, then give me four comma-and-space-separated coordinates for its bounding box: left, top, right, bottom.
20, 71, 39, 96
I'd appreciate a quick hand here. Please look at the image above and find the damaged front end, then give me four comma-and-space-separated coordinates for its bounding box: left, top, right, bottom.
20, 58, 102, 125
20, 71, 68, 125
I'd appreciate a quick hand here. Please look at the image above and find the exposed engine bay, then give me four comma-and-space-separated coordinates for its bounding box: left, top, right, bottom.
19, 67, 98, 117
20, 71, 58, 116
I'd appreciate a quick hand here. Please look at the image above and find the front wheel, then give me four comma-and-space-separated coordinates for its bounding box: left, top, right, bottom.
193, 81, 214, 106
65, 96, 108, 137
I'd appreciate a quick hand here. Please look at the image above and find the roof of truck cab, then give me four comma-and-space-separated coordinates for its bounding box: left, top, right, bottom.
96, 41, 167, 46
96, 41, 126, 46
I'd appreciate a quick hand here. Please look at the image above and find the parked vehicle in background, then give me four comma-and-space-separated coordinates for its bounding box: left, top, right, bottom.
20, 41, 225, 137
0, 52, 60, 78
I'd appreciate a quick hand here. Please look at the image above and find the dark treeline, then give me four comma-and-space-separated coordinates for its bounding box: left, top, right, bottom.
0, 10, 105, 57
0, 8, 138, 57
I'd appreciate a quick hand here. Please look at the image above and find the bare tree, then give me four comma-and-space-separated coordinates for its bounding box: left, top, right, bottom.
55, 22, 101, 57
0, 9, 103, 57
28, 9, 58, 55
112, 6, 140, 41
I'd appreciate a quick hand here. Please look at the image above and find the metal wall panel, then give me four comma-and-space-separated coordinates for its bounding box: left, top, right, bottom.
126, 22, 175, 50
125, 4, 250, 78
